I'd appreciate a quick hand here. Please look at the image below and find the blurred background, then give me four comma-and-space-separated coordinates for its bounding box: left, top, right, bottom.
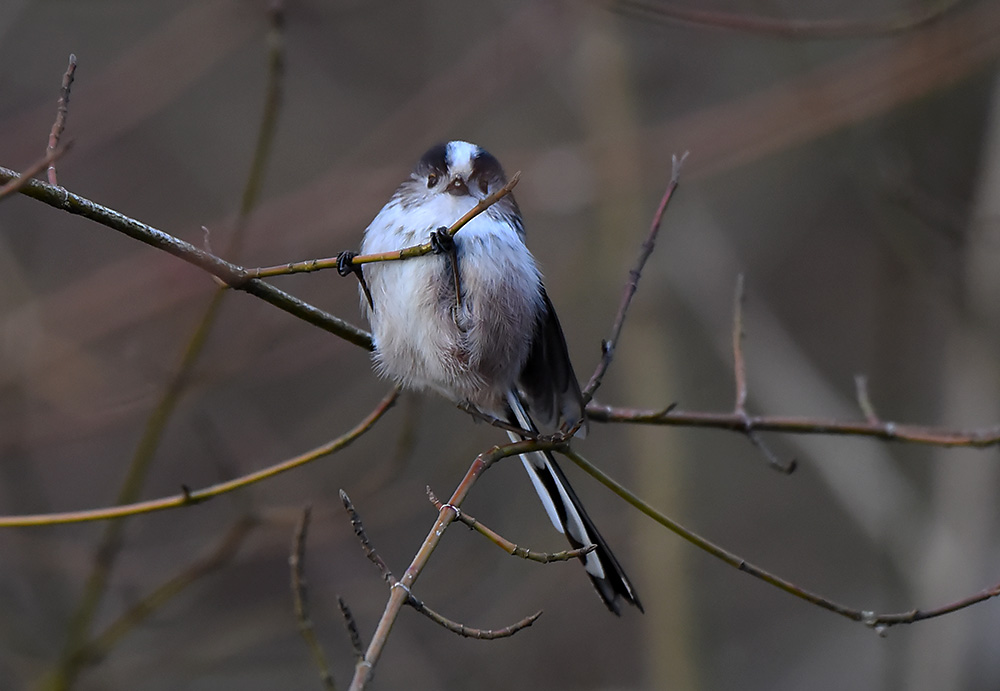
2, 0, 1000, 689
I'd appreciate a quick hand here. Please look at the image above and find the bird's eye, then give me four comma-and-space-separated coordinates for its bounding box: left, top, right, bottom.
477, 177, 489, 195
427, 173, 439, 188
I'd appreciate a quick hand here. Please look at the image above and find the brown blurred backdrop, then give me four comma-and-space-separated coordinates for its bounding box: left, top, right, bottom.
2, 1, 1000, 689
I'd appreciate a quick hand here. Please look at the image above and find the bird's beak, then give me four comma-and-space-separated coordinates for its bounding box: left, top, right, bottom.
445, 177, 469, 196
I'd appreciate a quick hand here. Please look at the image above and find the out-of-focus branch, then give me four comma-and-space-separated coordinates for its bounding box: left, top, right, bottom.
68, 518, 257, 669
291, 507, 337, 690
0, 388, 398, 528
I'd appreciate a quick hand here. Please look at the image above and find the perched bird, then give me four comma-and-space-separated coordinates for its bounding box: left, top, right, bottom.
349, 141, 641, 614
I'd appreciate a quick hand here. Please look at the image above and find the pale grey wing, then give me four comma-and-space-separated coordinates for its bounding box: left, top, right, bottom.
506, 391, 642, 615
518, 289, 588, 435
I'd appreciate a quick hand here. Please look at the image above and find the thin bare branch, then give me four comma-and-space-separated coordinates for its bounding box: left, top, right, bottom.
585, 403, 1000, 449
584, 152, 687, 402
406, 594, 542, 640
0, 388, 398, 528
291, 506, 337, 690
47, 53, 77, 186
426, 487, 595, 563
228, 0, 285, 260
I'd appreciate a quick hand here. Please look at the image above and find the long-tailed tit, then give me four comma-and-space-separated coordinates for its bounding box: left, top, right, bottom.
348, 141, 641, 614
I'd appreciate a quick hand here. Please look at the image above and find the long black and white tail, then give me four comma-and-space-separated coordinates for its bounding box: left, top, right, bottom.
506, 391, 642, 615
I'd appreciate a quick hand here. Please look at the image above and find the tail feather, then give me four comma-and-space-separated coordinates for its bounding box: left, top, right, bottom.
507, 391, 642, 615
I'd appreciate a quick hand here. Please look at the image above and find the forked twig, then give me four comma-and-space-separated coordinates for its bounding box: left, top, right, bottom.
340, 487, 544, 659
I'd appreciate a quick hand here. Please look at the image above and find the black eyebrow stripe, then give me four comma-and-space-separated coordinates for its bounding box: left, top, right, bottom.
415, 142, 449, 177
471, 149, 506, 184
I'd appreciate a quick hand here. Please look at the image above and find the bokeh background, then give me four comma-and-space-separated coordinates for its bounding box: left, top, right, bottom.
2, 1, 1000, 689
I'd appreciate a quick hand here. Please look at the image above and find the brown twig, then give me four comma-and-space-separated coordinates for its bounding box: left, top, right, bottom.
47, 53, 77, 186
245, 172, 521, 280
426, 487, 596, 563
612, 0, 965, 39
559, 445, 1000, 631
583, 152, 687, 402
0, 387, 398, 528
291, 506, 337, 690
